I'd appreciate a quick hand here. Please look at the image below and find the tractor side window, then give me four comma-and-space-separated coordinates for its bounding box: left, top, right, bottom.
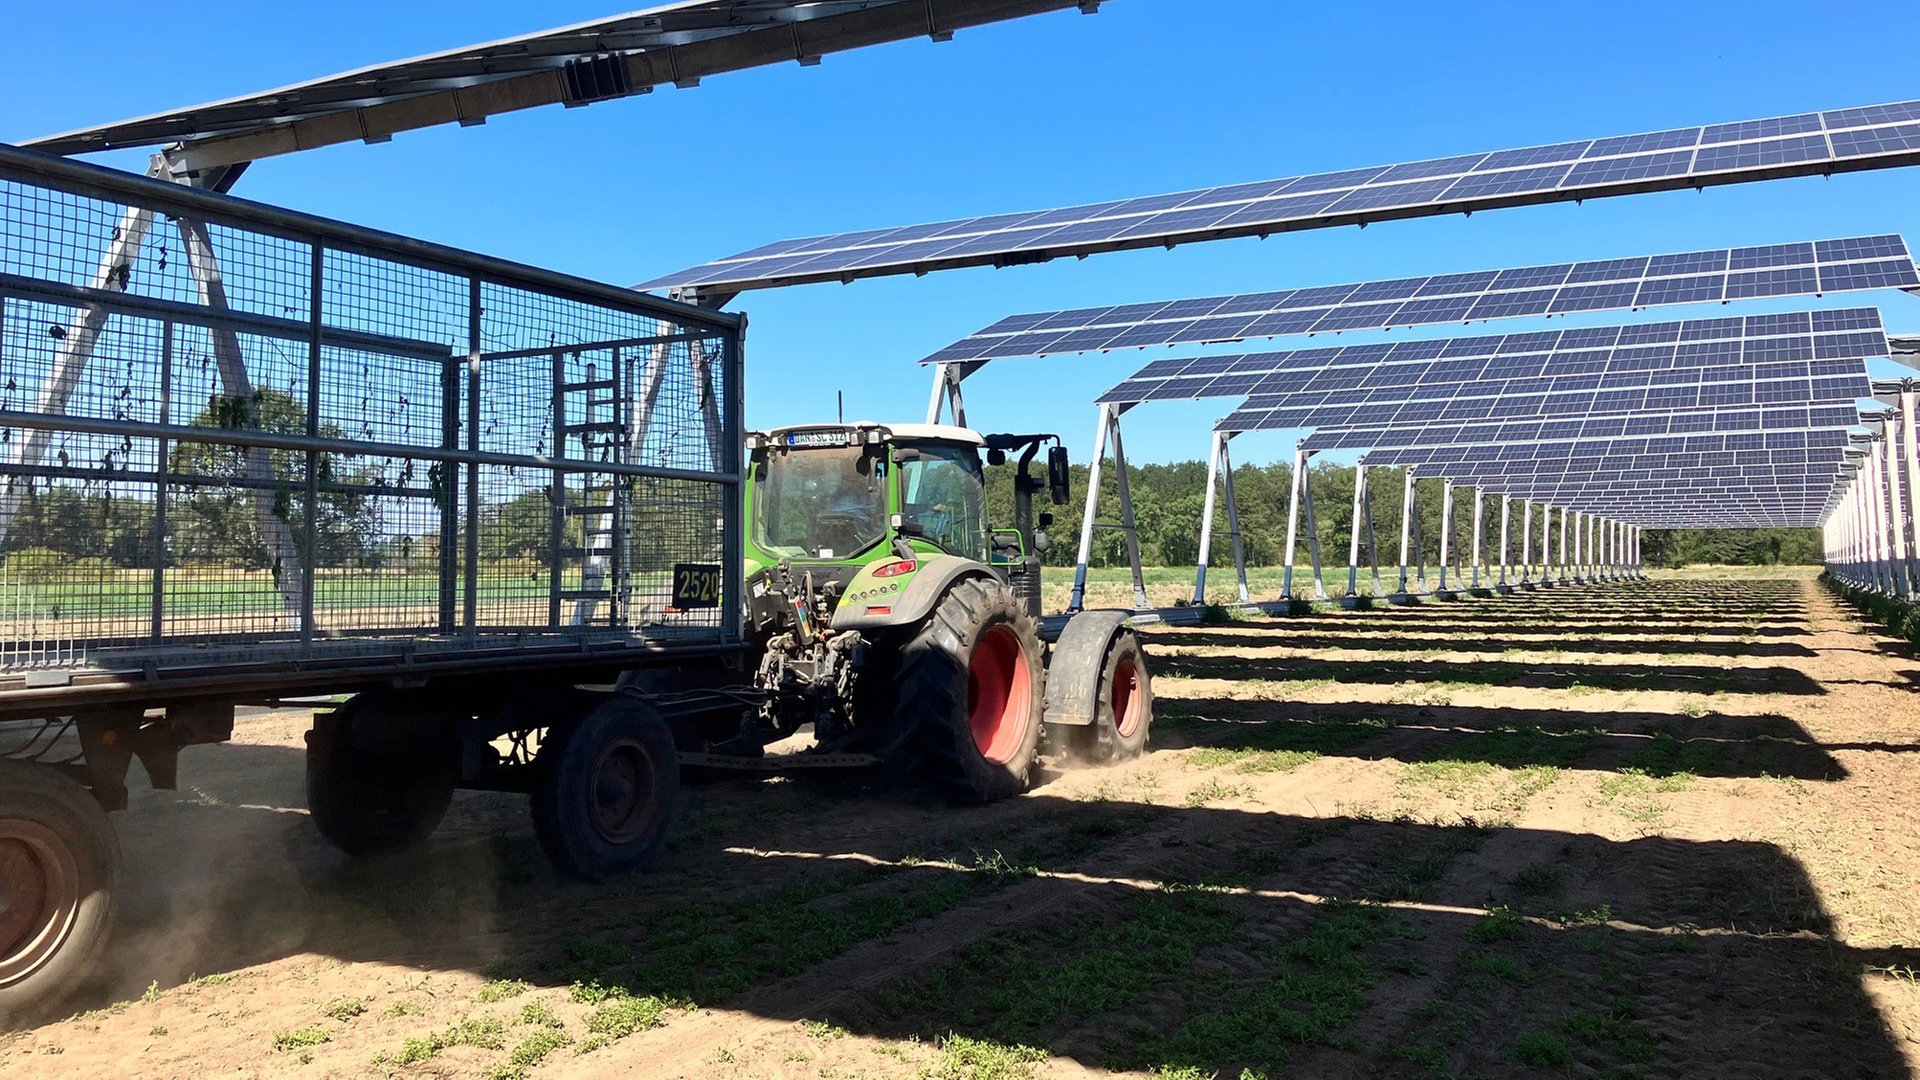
756, 447, 886, 559
899, 446, 986, 561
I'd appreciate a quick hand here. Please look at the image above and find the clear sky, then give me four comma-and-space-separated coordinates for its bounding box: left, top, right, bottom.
6, 0, 1920, 466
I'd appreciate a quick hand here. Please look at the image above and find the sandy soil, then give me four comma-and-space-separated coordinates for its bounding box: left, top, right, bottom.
5, 568, 1919, 1079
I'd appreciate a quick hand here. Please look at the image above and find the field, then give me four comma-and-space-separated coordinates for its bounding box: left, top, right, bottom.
6, 566, 1920, 1079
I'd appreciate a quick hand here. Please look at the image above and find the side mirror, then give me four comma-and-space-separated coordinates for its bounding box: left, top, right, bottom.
987, 447, 1007, 466
1047, 445, 1071, 505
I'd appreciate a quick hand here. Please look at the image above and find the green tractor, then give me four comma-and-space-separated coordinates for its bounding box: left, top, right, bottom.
647, 421, 1152, 805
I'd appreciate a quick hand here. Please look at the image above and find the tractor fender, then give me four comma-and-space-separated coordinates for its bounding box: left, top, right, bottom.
828, 555, 997, 633
1041, 609, 1135, 727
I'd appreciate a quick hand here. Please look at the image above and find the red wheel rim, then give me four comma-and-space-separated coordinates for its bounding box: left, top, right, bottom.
1112, 656, 1145, 739
0, 825, 79, 988
588, 738, 658, 845
968, 624, 1033, 764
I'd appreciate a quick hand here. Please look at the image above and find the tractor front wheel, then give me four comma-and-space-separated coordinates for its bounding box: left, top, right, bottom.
1062, 630, 1152, 765
897, 578, 1046, 804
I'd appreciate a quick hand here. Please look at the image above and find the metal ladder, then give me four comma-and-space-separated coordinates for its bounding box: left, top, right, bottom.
552, 353, 629, 629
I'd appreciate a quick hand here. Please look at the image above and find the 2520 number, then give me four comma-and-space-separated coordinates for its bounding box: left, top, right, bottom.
672, 563, 721, 609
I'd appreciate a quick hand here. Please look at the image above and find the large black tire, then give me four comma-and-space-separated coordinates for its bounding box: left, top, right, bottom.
530, 695, 680, 881
306, 695, 458, 858
0, 760, 118, 1027
1062, 630, 1153, 765
896, 577, 1046, 804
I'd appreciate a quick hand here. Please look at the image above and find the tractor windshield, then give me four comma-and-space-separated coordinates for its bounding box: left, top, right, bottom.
899, 445, 986, 561
756, 446, 887, 559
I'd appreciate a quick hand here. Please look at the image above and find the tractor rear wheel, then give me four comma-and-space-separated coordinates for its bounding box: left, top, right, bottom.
0, 760, 118, 1026
306, 695, 458, 858
896, 578, 1046, 804
530, 695, 680, 881
1062, 630, 1153, 765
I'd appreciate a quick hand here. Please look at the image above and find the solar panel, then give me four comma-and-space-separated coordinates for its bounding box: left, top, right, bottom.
1099, 309, 1884, 415
643, 99, 1920, 295
29, 1, 1100, 171
920, 235, 1915, 364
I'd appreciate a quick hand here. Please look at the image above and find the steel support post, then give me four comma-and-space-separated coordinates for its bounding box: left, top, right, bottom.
1366, 464, 1382, 595
1347, 458, 1369, 597
1556, 507, 1569, 584
1521, 500, 1533, 583
1887, 423, 1914, 599
1192, 429, 1226, 605
1896, 388, 1912, 588
1395, 468, 1416, 596
1068, 404, 1112, 613
1108, 410, 1150, 610
1301, 460, 1326, 599
1470, 486, 1484, 590
1437, 480, 1455, 594
1498, 494, 1511, 587
1282, 443, 1305, 600
1220, 435, 1251, 603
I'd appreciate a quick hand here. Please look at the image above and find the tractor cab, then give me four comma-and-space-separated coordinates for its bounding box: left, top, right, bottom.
743, 423, 1069, 634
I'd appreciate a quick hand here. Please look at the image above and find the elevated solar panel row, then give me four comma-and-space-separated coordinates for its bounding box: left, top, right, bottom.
920, 235, 1916, 364
644, 99, 1920, 294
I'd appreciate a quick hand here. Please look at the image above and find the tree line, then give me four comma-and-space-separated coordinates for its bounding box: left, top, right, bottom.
985, 458, 1821, 570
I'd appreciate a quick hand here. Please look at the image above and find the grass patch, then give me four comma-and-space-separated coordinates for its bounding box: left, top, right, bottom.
585, 993, 681, 1040
527, 851, 1030, 1007
487, 1030, 573, 1080
873, 886, 1240, 1049
380, 999, 424, 1020
319, 996, 367, 1022
476, 978, 532, 1004
389, 1015, 507, 1067
1465, 906, 1523, 944
1562, 1001, 1659, 1064
520, 1001, 564, 1029
1146, 899, 1385, 1073
1188, 747, 1320, 774
1626, 730, 1725, 778
1509, 1030, 1573, 1066
932, 1034, 1048, 1080
273, 1026, 332, 1052
1183, 777, 1248, 806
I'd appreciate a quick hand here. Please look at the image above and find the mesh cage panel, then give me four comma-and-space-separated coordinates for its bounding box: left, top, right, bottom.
0, 153, 741, 686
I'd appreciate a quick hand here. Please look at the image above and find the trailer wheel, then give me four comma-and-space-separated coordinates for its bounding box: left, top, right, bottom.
530, 696, 679, 881
898, 578, 1046, 804
0, 760, 118, 1026
1062, 631, 1153, 765
306, 697, 457, 858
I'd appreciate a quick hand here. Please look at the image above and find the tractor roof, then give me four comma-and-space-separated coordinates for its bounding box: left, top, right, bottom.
758, 422, 984, 446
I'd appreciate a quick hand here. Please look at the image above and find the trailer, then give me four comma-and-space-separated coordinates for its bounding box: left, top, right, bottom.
0, 144, 747, 1018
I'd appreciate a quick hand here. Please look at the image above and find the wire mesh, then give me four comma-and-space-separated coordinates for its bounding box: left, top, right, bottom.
0, 152, 741, 684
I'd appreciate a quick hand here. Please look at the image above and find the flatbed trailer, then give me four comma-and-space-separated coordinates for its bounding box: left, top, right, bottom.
0, 144, 747, 1019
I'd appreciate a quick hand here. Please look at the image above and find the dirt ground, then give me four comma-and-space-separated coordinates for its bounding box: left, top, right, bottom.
7, 566, 1920, 1079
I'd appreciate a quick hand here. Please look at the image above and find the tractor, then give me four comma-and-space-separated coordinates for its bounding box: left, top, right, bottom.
633, 421, 1152, 806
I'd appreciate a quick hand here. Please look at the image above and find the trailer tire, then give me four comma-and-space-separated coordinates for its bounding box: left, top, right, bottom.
530, 696, 679, 882
306, 697, 457, 858
898, 578, 1045, 804
1061, 630, 1152, 765
0, 760, 118, 1027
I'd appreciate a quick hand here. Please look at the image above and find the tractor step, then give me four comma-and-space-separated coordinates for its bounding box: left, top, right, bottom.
562, 504, 616, 516
557, 589, 614, 601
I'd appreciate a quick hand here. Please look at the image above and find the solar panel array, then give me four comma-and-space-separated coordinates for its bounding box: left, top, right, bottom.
920, 235, 1917, 364
1093, 308, 1884, 420
644, 99, 1920, 294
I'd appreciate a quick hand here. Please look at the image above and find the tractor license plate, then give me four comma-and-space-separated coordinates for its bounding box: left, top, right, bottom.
672, 563, 722, 608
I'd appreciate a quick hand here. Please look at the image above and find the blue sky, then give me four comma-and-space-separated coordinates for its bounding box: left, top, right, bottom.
6, 0, 1920, 466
